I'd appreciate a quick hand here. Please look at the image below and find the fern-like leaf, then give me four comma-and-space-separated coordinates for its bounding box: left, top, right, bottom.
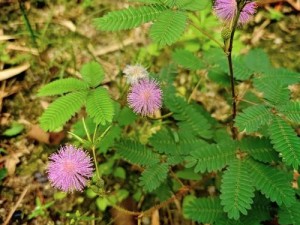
245, 159, 295, 206
39, 91, 88, 131
185, 141, 237, 173
254, 80, 290, 105
278, 202, 300, 225
183, 197, 224, 223
116, 139, 160, 166
37, 78, 89, 97
94, 5, 166, 31
242, 48, 272, 73
139, 163, 168, 192
165, 95, 212, 138
268, 116, 300, 168
232, 56, 253, 80
220, 159, 255, 220
235, 105, 272, 133
86, 87, 114, 125
149, 10, 187, 46
240, 137, 279, 163
80, 61, 105, 87
172, 49, 204, 70
174, 0, 210, 11
149, 128, 208, 155
278, 101, 300, 123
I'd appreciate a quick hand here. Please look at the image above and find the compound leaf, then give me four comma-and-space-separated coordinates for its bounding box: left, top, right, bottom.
240, 137, 279, 163
235, 105, 272, 133
139, 163, 169, 192
116, 139, 160, 166
37, 78, 89, 97
150, 10, 187, 46
278, 202, 300, 225
86, 87, 114, 125
172, 49, 204, 70
277, 101, 300, 124
245, 159, 295, 206
94, 5, 166, 31
220, 159, 255, 220
39, 91, 87, 131
185, 141, 237, 173
80, 61, 105, 87
183, 197, 224, 223
268, 116, 300, 168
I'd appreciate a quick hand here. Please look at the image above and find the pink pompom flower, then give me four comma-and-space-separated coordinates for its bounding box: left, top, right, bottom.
214, 0, 257, 24
127, 78, 162, 116
47, 145, 94, 192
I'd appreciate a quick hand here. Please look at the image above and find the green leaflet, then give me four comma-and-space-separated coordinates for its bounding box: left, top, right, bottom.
240, 137, 279, 163
172, 49, 204, 70
254, 80, 290, 105
116, 139, 160, 166
268, 116, 300, 168
149, 128, 208, 155
245, 159, 296, 206
278, 201, 300, 225
94, 5, 166, 31
277, 101, 300, 123
149, 10, 187, 46
80, 61, 105, 87
242, 48, 272, 73
165, 95, 213, 139
185, 141, 237, 173
235, 105, 272, 133
183, 197, 224, 223
37, 78, 89, 97
39, 90, 88, 131
86, 87, 114, 125
139, 163, 169, 192
220, 159, 255, 220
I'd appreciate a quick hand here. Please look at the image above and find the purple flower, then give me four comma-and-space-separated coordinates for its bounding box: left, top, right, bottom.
127, 78, 162, 116
47, 145, 94, 192
123, 64, 149, 84
214, 0, 257, 24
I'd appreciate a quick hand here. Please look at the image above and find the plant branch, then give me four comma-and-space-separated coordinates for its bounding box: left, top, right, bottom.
189, 20, 223, 49
223, 2, 245, 139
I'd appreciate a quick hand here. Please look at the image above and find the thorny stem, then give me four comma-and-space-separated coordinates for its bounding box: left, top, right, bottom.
91, 145, 101, 181
224, 2, 246, 139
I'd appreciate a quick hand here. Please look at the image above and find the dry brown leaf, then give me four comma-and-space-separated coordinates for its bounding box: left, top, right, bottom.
5, 152, 22, 176
27, 124, 50, 144
0, 63, 30, 81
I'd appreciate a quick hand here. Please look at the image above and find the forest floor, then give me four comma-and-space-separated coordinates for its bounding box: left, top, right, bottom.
0, 0, 299, 224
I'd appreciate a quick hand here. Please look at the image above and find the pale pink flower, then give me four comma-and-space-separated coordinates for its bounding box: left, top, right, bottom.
47, 145, 93, 192
123, 64, 149, 84
127, 78, 162, 116
214, 0, 257, 24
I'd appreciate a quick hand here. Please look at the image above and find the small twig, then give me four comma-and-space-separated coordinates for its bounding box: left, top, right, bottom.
0, 63, 30, 82
3, 185, 30, 225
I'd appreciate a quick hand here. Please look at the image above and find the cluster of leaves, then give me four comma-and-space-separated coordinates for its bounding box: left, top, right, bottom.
38, 61, 114, 131
38, 0, 300, 224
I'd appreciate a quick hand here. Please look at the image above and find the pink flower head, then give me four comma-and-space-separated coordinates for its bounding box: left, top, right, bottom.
127, 78, 162, 116
214, 0, 257, 24
47, 145, 94, 192
123, 64, 149, 84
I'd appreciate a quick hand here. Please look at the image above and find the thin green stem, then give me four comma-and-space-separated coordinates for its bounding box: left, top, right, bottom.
92, 145, 101, 181
189, 20, 223, 49
147, 112, 173, 120
82, 118, 92, 142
